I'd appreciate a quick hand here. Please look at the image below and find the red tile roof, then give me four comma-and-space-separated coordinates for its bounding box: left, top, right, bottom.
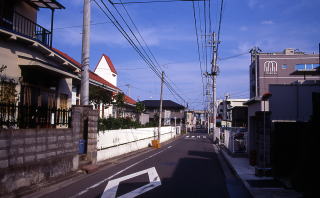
94, 54, 117, 74
52, 48, 81, 68
89, 71, 120, 91
124, 95, 136, 105
52, 48, 120, 91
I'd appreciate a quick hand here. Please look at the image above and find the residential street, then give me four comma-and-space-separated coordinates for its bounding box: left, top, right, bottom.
36, 130, 251, 198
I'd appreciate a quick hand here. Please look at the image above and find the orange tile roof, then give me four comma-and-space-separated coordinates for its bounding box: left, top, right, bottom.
94, 54, 117, 74
124, 95, 136, 105
52, 48, 81, 67
89, 71, 120, 91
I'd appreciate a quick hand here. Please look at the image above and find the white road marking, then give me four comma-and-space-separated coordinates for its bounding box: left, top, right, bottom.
168, 146, 172, 148
101, 167, 161, 198
186, 136, 189, 138
197, 136, 200, 138
203, 136, 206, 138
191, 136, 195, 138
71, 146, 173, 197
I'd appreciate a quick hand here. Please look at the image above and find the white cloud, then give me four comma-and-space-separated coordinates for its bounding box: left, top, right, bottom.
261, 20, 274, 25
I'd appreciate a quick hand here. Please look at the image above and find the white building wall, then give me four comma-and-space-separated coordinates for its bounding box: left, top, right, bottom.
94, 57, 117, 86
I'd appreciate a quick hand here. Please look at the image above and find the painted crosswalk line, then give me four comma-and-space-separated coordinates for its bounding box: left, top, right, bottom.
185, 135, 207, 139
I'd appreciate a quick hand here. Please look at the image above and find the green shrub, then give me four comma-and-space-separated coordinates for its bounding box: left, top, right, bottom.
98, 117, 159, 131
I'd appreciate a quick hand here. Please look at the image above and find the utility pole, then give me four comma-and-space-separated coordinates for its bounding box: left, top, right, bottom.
204, 73, 211, 134
80, 0, 90, 105
211, 32, 218, 135
250, 47, 261, 98
158, 71, 164, 141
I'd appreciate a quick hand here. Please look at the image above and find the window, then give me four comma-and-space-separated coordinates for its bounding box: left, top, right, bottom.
306, 64, 313, 70
281, 64, 288, 69
295, 64, 318, 70
295, 64, 305, 70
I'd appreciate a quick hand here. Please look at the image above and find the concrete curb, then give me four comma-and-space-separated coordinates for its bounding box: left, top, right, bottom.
213, 144, 256, 198
217, 146, 255, 197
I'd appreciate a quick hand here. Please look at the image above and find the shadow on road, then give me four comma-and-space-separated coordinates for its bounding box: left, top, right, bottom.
137, 152, 229, 198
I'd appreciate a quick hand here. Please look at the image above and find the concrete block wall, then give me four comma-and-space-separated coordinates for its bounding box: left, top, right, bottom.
71, 105, 98, 164
0, 127, 79, 196
87, 109, 98, 164
97, 126, 179, 162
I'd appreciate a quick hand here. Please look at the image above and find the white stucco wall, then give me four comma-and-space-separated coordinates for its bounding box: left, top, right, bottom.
97, 126, 181, 162
94, 56, 117, 86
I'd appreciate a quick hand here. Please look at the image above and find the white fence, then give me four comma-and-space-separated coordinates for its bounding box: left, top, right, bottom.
220, 127, 248, 154
97, 126, 180, 162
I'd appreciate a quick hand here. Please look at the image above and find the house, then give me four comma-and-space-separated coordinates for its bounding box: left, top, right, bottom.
245, 47, 320, 175
94, 54, 118, 86
141, 100, 185, 125
0, 1, 91, 195
0, 0, 80, 128
216, 98, 248, 128
92, 54, 136, 119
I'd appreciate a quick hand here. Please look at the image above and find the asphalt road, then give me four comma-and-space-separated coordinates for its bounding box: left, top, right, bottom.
38, 129, 251, 198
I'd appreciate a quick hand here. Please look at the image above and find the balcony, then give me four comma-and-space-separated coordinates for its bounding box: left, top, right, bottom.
0, 11, 52, 47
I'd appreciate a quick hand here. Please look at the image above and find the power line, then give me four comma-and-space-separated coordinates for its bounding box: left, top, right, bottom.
216, 0, 224, 58
93, 0, 187, 105
219, 52, 249, 61
192, 1, 205, 105
54, 21, 111, 30
117, 0, 166, 74
113, 0, 187, 104
111, 0, 206, 4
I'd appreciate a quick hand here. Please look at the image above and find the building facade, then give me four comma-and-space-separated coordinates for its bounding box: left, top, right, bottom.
217, 98, 248, 128
250, 48, 320, 98
247, 47, 320, 172
141, 100, 185, 126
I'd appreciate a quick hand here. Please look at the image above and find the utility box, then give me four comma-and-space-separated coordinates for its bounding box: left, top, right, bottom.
151, 140, 161, 148
79, 139, 87, 154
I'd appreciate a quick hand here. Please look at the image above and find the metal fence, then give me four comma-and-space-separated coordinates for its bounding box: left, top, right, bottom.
0, 103, 71, 129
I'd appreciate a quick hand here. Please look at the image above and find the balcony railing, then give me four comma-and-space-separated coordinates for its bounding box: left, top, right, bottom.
0, 11, 52, 47
0, 103, 71, 129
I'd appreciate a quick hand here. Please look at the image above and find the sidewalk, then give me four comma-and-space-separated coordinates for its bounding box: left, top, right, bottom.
218, 146, 302, 198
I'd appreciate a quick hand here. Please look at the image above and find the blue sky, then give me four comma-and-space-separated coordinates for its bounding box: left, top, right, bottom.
38, 0, 320, 110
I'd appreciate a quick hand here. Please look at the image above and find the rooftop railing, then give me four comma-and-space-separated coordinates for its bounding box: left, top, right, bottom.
0, 11, 52, 47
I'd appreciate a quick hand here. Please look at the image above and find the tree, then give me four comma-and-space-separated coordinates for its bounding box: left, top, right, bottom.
89, 86, 113, 107
135, 101, 145, 113
113, 92, 125, 118
135, 101, 145, 123
0, 65, 18, 104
